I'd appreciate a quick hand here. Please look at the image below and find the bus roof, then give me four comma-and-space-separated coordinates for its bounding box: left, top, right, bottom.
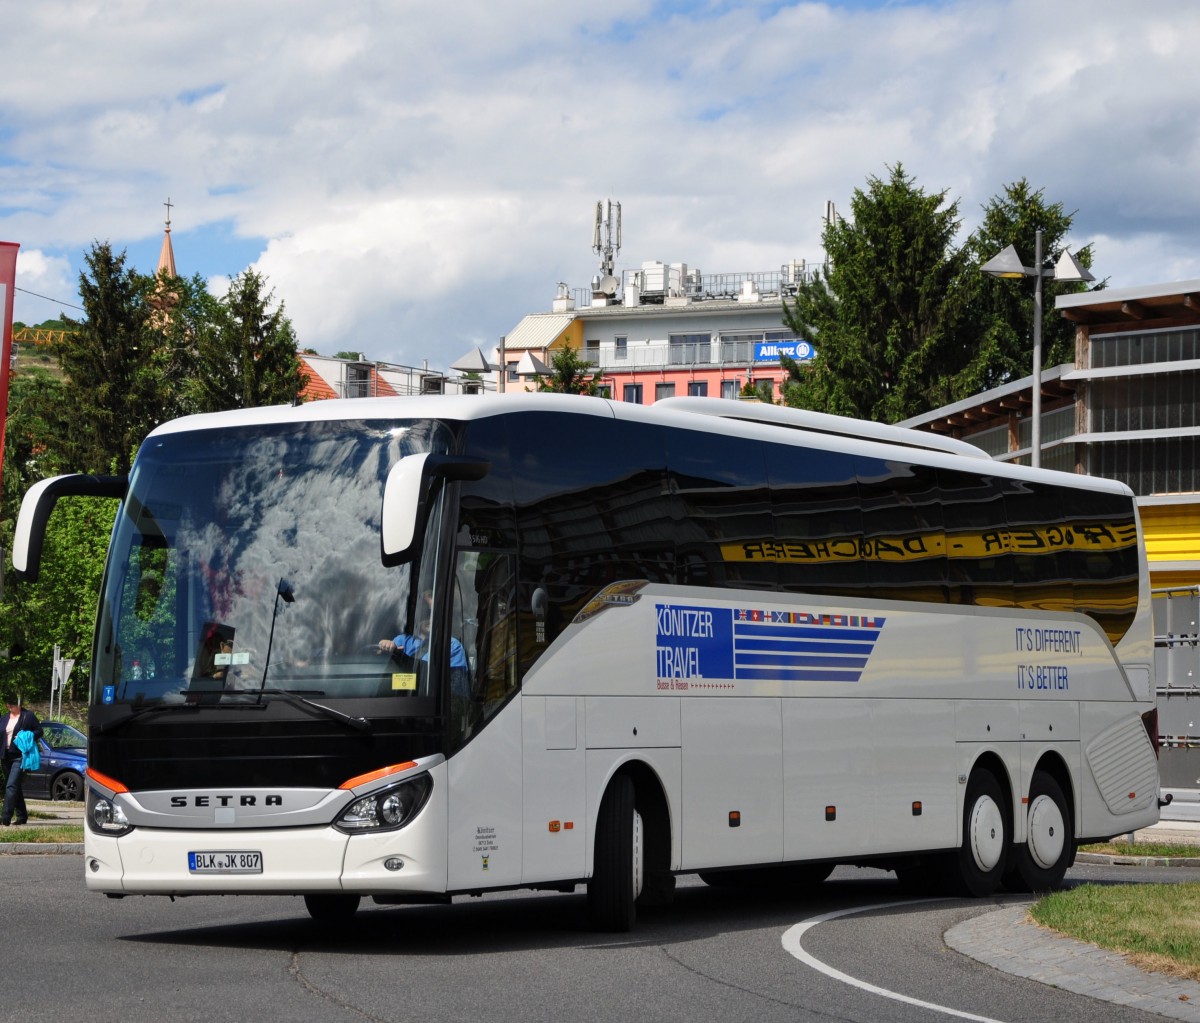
143, 392, 1133, 497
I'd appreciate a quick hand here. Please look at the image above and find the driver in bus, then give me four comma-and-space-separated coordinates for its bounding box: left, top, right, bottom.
377, 594, 470, 698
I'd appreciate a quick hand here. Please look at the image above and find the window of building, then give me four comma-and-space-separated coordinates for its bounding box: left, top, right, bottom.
669, 333, 711, 365
1093, 436, 1200, 496
623, 383, 644, 404
720, 380, 739, 400
615, 336, 628, 361
719, 329, 804, 363
656, 382, 675, 402
1091, 327, 1200, 369
344, 363, 372, 399
584, 338, 600, 364
688, 381, 708, 397
506, 362, 520, 382
1091, 371, 1200, 433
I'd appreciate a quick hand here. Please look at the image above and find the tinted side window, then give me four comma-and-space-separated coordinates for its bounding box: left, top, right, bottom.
857, 458, 947, 604
940, 469, 1013, 607
666, 428, 774, 590
458, 415, 516, 549
1057, 486, 1139, 644
506, 412, 671, 671
769, 444, 865, 598
1003, 479, 1070, 613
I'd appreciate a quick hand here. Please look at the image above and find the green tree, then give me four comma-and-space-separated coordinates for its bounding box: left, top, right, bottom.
185, 270, 304, 412
57, 242, 171, 471
782, 164, 971, 422
535, 346, 602, 396
0, 369, 76, 515
0, 496, 116, 701
950, 179, 1096, 400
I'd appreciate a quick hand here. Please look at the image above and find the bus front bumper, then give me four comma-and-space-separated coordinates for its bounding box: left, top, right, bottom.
84, 820, 448, 896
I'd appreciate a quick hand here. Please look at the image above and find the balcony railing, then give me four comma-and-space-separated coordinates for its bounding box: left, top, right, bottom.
583, 340, 771, 370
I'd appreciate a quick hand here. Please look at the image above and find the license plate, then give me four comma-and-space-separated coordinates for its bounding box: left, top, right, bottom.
188, 851, 263, 874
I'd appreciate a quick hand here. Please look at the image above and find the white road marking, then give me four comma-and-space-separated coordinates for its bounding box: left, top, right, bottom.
781, 899, 1007, 1023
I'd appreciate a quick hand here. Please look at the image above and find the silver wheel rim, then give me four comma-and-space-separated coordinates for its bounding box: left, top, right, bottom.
969, 794, 1004, 873
632, 809, 644, 900
1027, 793, 1065, 870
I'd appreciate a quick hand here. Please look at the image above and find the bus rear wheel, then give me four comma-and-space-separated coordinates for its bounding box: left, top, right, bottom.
950, 769, 1008, 897
304, 894, 361, 921
588, 775, 643, 932
1006, 771, 1072, 892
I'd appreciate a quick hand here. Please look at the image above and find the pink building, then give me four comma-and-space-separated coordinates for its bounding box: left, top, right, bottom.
500, 260, 817, 402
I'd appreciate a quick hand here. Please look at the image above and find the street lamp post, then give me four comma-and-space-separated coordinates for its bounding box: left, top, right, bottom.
981, 228, 1094, 468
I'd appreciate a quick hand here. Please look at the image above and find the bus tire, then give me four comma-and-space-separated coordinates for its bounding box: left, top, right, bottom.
1007, 771, 1072, 892
950, 769, 1008, 897
588, 775, 643, 932
304, 894, 361, 921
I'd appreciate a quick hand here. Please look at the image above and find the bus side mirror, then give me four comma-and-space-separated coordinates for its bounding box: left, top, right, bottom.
13, 474, 127, 583
380, 455, 489, 566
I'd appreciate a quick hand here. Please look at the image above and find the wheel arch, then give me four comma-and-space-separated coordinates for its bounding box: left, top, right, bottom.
621, 759, 673, 880
966, 749, 1015, 840
1029, 751, 1076, 831
1026, 750, 1077, 868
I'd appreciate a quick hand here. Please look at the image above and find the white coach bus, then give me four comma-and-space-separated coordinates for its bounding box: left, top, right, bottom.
12, 393, 1161, 930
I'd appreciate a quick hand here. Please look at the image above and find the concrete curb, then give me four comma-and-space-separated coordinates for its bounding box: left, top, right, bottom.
0, 843, 83, 855
1076, 851, 1200, 868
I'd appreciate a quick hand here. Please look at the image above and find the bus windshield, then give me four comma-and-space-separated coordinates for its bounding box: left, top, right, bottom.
93, 418, 454, 708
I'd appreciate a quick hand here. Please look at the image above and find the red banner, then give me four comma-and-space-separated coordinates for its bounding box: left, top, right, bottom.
0, 241, 21, 504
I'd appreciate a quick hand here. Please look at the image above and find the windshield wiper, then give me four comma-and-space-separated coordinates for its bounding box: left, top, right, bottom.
258, 688, 372, 733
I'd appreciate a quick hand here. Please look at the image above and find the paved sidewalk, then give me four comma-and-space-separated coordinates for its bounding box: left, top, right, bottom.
946, 905, 1200, 1022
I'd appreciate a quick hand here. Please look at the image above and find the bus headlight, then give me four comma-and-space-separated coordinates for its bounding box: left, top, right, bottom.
86, 789, 134, 837
335, 774, 432, 834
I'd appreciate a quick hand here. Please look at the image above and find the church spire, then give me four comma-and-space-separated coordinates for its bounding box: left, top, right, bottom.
157, 197, 177, 278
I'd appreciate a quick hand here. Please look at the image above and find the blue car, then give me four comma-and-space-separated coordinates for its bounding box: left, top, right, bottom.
22, 721, 87, 802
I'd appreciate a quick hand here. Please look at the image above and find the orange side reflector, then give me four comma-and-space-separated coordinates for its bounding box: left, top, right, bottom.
728, 811, 741, 828
549, 820, 561, 832
86, 767, 129, 794
912, 801, 922, 816
564, 821, 574, 829
825, 805, 837, 821
338, 761, 418, 790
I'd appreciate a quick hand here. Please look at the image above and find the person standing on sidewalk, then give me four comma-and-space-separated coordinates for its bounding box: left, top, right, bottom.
2, 692, 43, 826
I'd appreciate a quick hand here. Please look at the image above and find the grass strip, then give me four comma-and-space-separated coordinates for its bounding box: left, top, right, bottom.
1032, 882, 1200, 981
1079, 841, 1200, 858
0, 825, 83, 844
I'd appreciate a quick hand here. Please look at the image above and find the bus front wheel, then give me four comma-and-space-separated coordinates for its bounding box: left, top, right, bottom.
1006, 771, 1072, 892
950, 769, 1008, 897
588, 774, 643, 932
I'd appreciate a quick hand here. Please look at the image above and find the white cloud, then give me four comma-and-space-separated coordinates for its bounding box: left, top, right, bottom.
10, 249, 77, 325
2, 0, 1199, 364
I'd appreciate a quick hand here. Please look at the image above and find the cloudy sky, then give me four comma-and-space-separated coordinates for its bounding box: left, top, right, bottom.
3, 0, 1198, 370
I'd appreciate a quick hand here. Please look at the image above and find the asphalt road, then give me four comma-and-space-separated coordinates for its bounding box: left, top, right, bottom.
8, 857, 1200, 1023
